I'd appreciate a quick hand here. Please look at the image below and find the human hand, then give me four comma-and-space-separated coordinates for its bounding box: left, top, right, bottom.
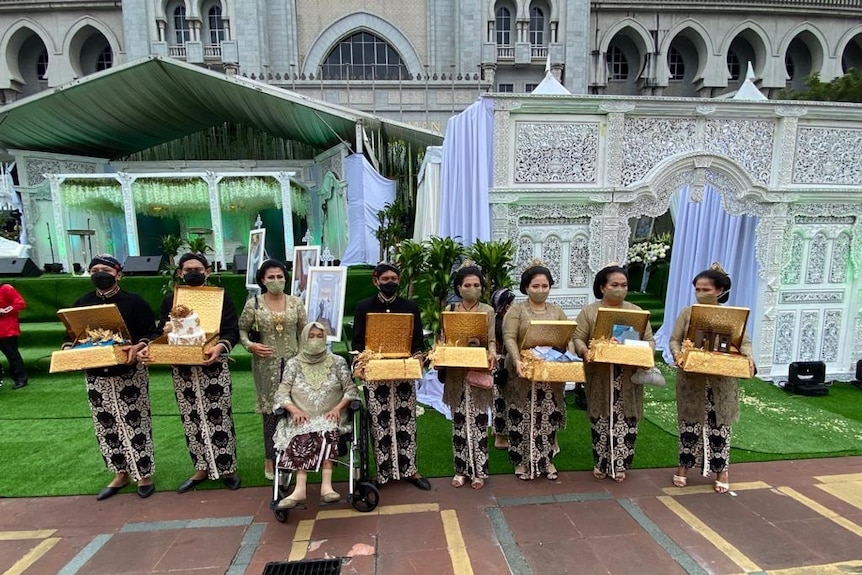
123, 342, 145, 364
137, 345, 152, 363
324, 408, 341, 423
488, 353, 497, 371
515, 360, 526, 379
250, 343, 273, 358
748, 358, 757, 378
203, 343, 224, 365
290, 408, 310, 425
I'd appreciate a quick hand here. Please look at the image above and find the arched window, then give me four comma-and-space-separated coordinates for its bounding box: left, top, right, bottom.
96, 45, 112, 71
321, 31, 409, 80
529, 7, 544, 47
208, 5, 226, 44
668, 46, 685, 80
606, 45, 628, 80
785, 53, 794, 80
495, 7, 511, 46
173, 5, 190, 45
37, 49, 48, 79
727, 51, 740, 81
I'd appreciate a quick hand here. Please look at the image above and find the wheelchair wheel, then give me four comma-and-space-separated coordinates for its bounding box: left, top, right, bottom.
351, 481, 380, 513
273, 507, 289, 523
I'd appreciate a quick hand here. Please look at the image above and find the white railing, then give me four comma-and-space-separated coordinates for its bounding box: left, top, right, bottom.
531, 46, 548, 59
497, 46, 514, 59
591, 0, 862, 5
168, 45, 187, 58
204, 45, 222, 58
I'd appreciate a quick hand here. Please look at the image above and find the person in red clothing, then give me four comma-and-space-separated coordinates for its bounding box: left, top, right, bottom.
0, 283, 28, 389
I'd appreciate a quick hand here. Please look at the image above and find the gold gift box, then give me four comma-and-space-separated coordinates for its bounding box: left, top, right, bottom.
50, 304, 132, 373
681, 349, 751, 378
431, 346, 488, 369
365, 358, 423, 381
365, 313, 414, 358
589, 339, 655, 368
147, 286, 224, 365
529, 360, 585, 383
520, 320, 577, 350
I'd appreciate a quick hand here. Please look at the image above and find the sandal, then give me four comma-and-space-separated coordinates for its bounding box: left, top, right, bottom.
613, 471, 626, 483
592, 467, 607, 480
470, 478, 485, 490
545, 465, 558, 481
672, 475, 688, 488
320, 491, 341, 504
277, 496, 305, 509
514, 466, 531, 481
451, 475, 466, 488
494, 436, 509, 450
714, 471, 730, 494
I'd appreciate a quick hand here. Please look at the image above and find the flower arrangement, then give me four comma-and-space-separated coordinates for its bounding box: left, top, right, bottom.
627, 232, 672, 267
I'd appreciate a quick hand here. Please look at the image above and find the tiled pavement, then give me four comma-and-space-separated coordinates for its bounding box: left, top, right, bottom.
3, 457, 862, 575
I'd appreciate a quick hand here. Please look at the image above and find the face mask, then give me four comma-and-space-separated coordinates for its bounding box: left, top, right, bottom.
91, 271, 116, 291
265, 279, 286, 294
379, 281, 399, 296
527, 291, 548, 304
696, 293, 719, 305
183, 271, 206, 287
603, 287, 627, 302
306, 338, 327, 354
460, 287, 481, 302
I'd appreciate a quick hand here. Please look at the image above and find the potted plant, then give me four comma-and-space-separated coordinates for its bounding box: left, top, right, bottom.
466, 238, 516, 300
159, 234, 184, 267
185, 236, 213, 255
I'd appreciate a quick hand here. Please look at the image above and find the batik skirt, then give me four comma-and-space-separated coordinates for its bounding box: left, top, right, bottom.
364, 379, 418, 484
678, 383, 731, 475
507, 381, 565, 479
590, 372, 639, 478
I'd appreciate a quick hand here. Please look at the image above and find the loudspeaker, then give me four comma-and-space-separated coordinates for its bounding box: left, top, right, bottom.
233, 254, 248, 274
856, 359, 862, 382
0, 257, 42, 277
786, 361, 828, 396
122, 255, 163, 276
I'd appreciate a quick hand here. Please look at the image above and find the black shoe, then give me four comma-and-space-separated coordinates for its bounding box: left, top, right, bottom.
96, 482, 129, 501
177, 477, 205, 493
406, 476, 431, 491
222, 475, 241, 490
137, 482, 156, 499
12, 380, 27, 389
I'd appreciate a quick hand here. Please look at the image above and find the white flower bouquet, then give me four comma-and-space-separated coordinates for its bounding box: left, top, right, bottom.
627, 232, 672, 267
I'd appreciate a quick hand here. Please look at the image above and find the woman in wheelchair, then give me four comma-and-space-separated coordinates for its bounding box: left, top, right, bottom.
273, 322, 358, 509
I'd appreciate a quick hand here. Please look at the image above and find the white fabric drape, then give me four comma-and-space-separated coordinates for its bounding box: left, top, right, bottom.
655, 185, 760, 362
341, 154, 395, 265
439, 98, 493, 246
413, 146, 443, 242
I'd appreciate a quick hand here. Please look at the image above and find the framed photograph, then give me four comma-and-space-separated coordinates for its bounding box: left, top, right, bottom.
245, 228, 267, 289
631, 216, 654, 242
291, 245, 320, 299
593, 308, 650, 341
305, 266, 347, 342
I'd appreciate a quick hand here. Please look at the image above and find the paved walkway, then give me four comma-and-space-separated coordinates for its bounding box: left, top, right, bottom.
2, 457, 862, 575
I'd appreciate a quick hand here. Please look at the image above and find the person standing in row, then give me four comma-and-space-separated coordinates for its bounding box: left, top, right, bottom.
72, 255, 156, 500
239, 258, 307, 480
669, 265, 755, 494
491, 288, 516, 450
441, 264, 496, 490
503, 261, 568, 481
573, 265, 655, 483
0, 282, 28, 389
140, 253, 241, 492
352, 262, 431, 490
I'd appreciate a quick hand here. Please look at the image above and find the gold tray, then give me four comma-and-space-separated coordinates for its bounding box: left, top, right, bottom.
441, 312, 488, 346
431, 346, 488, 369
588, 340, 654, 368
686, 304, 750, 350
50, 345, 130, 373
147, 333, 220, 365
365, 313, 414, 358
527, 361, 585, 383
681, 349, 751, 378
365, 358, 423, 381
520, 320, 577, 349
593, 307, 650, 340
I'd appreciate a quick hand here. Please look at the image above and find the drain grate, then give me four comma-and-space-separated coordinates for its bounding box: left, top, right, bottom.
262, 558, 342, 575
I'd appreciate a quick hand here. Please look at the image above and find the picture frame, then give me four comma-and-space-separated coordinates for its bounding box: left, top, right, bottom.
593, 307, 650, 341
245, 228, 267, 290
291, 245, 320, 299
631, 216, 654, 242
305, 266, 347, 342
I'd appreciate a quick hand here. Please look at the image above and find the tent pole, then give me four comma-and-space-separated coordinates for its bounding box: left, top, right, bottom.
118, 173, 141, 257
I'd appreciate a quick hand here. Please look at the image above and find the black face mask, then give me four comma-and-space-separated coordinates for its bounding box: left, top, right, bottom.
378, 281, 399, 296
91, 271, 116, 291
183, 271, 206, 287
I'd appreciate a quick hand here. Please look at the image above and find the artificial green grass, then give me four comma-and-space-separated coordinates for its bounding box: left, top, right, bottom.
2, 361, 861, 497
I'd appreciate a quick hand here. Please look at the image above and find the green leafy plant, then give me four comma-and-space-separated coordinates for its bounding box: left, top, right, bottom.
159, 234, 184, 267
374, 200, 409, 261
185, 236, 213, 255
394, 238, 427, 299
416, 236, 465, 336
466, 238, 516, 300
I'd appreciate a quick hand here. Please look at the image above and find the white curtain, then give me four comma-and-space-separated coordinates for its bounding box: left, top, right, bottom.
413, 146, 443, 242
655, 185, 760, 362
439, 98, 493, 246
341, 154, 395, 265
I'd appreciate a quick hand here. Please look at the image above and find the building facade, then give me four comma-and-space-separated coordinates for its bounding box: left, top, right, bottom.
1, 1, 861, 129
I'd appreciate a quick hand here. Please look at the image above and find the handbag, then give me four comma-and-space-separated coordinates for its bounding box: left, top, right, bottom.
631, 366, 665, 387
247, 295, 262, 343
465, 370, 493, 389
